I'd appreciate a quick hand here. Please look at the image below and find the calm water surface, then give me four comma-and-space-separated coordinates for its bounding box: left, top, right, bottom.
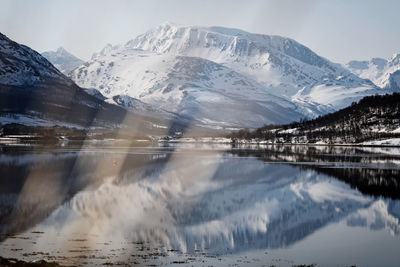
0, 142, 399, 266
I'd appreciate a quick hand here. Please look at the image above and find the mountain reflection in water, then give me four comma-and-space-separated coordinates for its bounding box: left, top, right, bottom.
0, 143, 399, 266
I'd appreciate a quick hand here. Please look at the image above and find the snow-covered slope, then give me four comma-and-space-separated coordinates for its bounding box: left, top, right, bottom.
125, 23, 381, 108
42, 47, 84, 75
72, 48, 324, 127
71, 23, 385, 128
0, 33, 71, 86
106, 94, 181, 121
346, 53, 400, 90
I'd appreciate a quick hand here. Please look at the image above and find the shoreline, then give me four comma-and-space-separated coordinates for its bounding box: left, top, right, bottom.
1, 135, 400, 149
159, 138, 400, 148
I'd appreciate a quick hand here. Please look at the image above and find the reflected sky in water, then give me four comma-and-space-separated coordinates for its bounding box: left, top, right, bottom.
0, 143, 399, 266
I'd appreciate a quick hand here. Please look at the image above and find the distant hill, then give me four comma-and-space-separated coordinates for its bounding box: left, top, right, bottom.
41, 47, 84, 75
346, 53, 400, 91
230, 93, 400, 145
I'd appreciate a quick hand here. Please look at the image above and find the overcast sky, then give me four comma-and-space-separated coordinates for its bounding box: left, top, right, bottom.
1, 0, 399, 63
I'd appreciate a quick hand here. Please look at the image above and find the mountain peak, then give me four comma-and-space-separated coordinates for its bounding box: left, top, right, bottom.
91, 43, 122, 59
55, 46, 69, 54
159, 21, 181, 28
43, 46, 74, 57
155, 22, 251, 38
125, 22, 331, 69
41, 46, 84, 75
389, 53, 400, 65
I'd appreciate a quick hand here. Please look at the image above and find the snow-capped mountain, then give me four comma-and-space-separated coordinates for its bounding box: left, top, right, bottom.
126, 23, 382, 109
0, 33, 71, 86
346, 53, 400, 90
42, 47, 85, 75
71, 48, 318, 128
0, 32, 184, 133
71, 22, 385, 128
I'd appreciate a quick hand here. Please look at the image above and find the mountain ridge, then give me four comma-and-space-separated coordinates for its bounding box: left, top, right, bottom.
71, 22, 386, 128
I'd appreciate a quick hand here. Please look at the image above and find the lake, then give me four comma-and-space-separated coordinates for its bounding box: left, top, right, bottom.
0, 141, 400, 266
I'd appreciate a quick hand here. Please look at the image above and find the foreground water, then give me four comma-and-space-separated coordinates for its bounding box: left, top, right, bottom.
0, 142, 399, 266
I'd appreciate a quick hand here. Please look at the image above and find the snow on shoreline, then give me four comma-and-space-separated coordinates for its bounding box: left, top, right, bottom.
0, 114, 84, 128
361, 138, 400, 146
159, 137, 400, 148
159, 137, 232, 143
0, 114, 118, 130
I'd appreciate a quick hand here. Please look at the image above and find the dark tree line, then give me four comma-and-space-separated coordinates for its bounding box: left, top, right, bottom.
229, 93, 400, 143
